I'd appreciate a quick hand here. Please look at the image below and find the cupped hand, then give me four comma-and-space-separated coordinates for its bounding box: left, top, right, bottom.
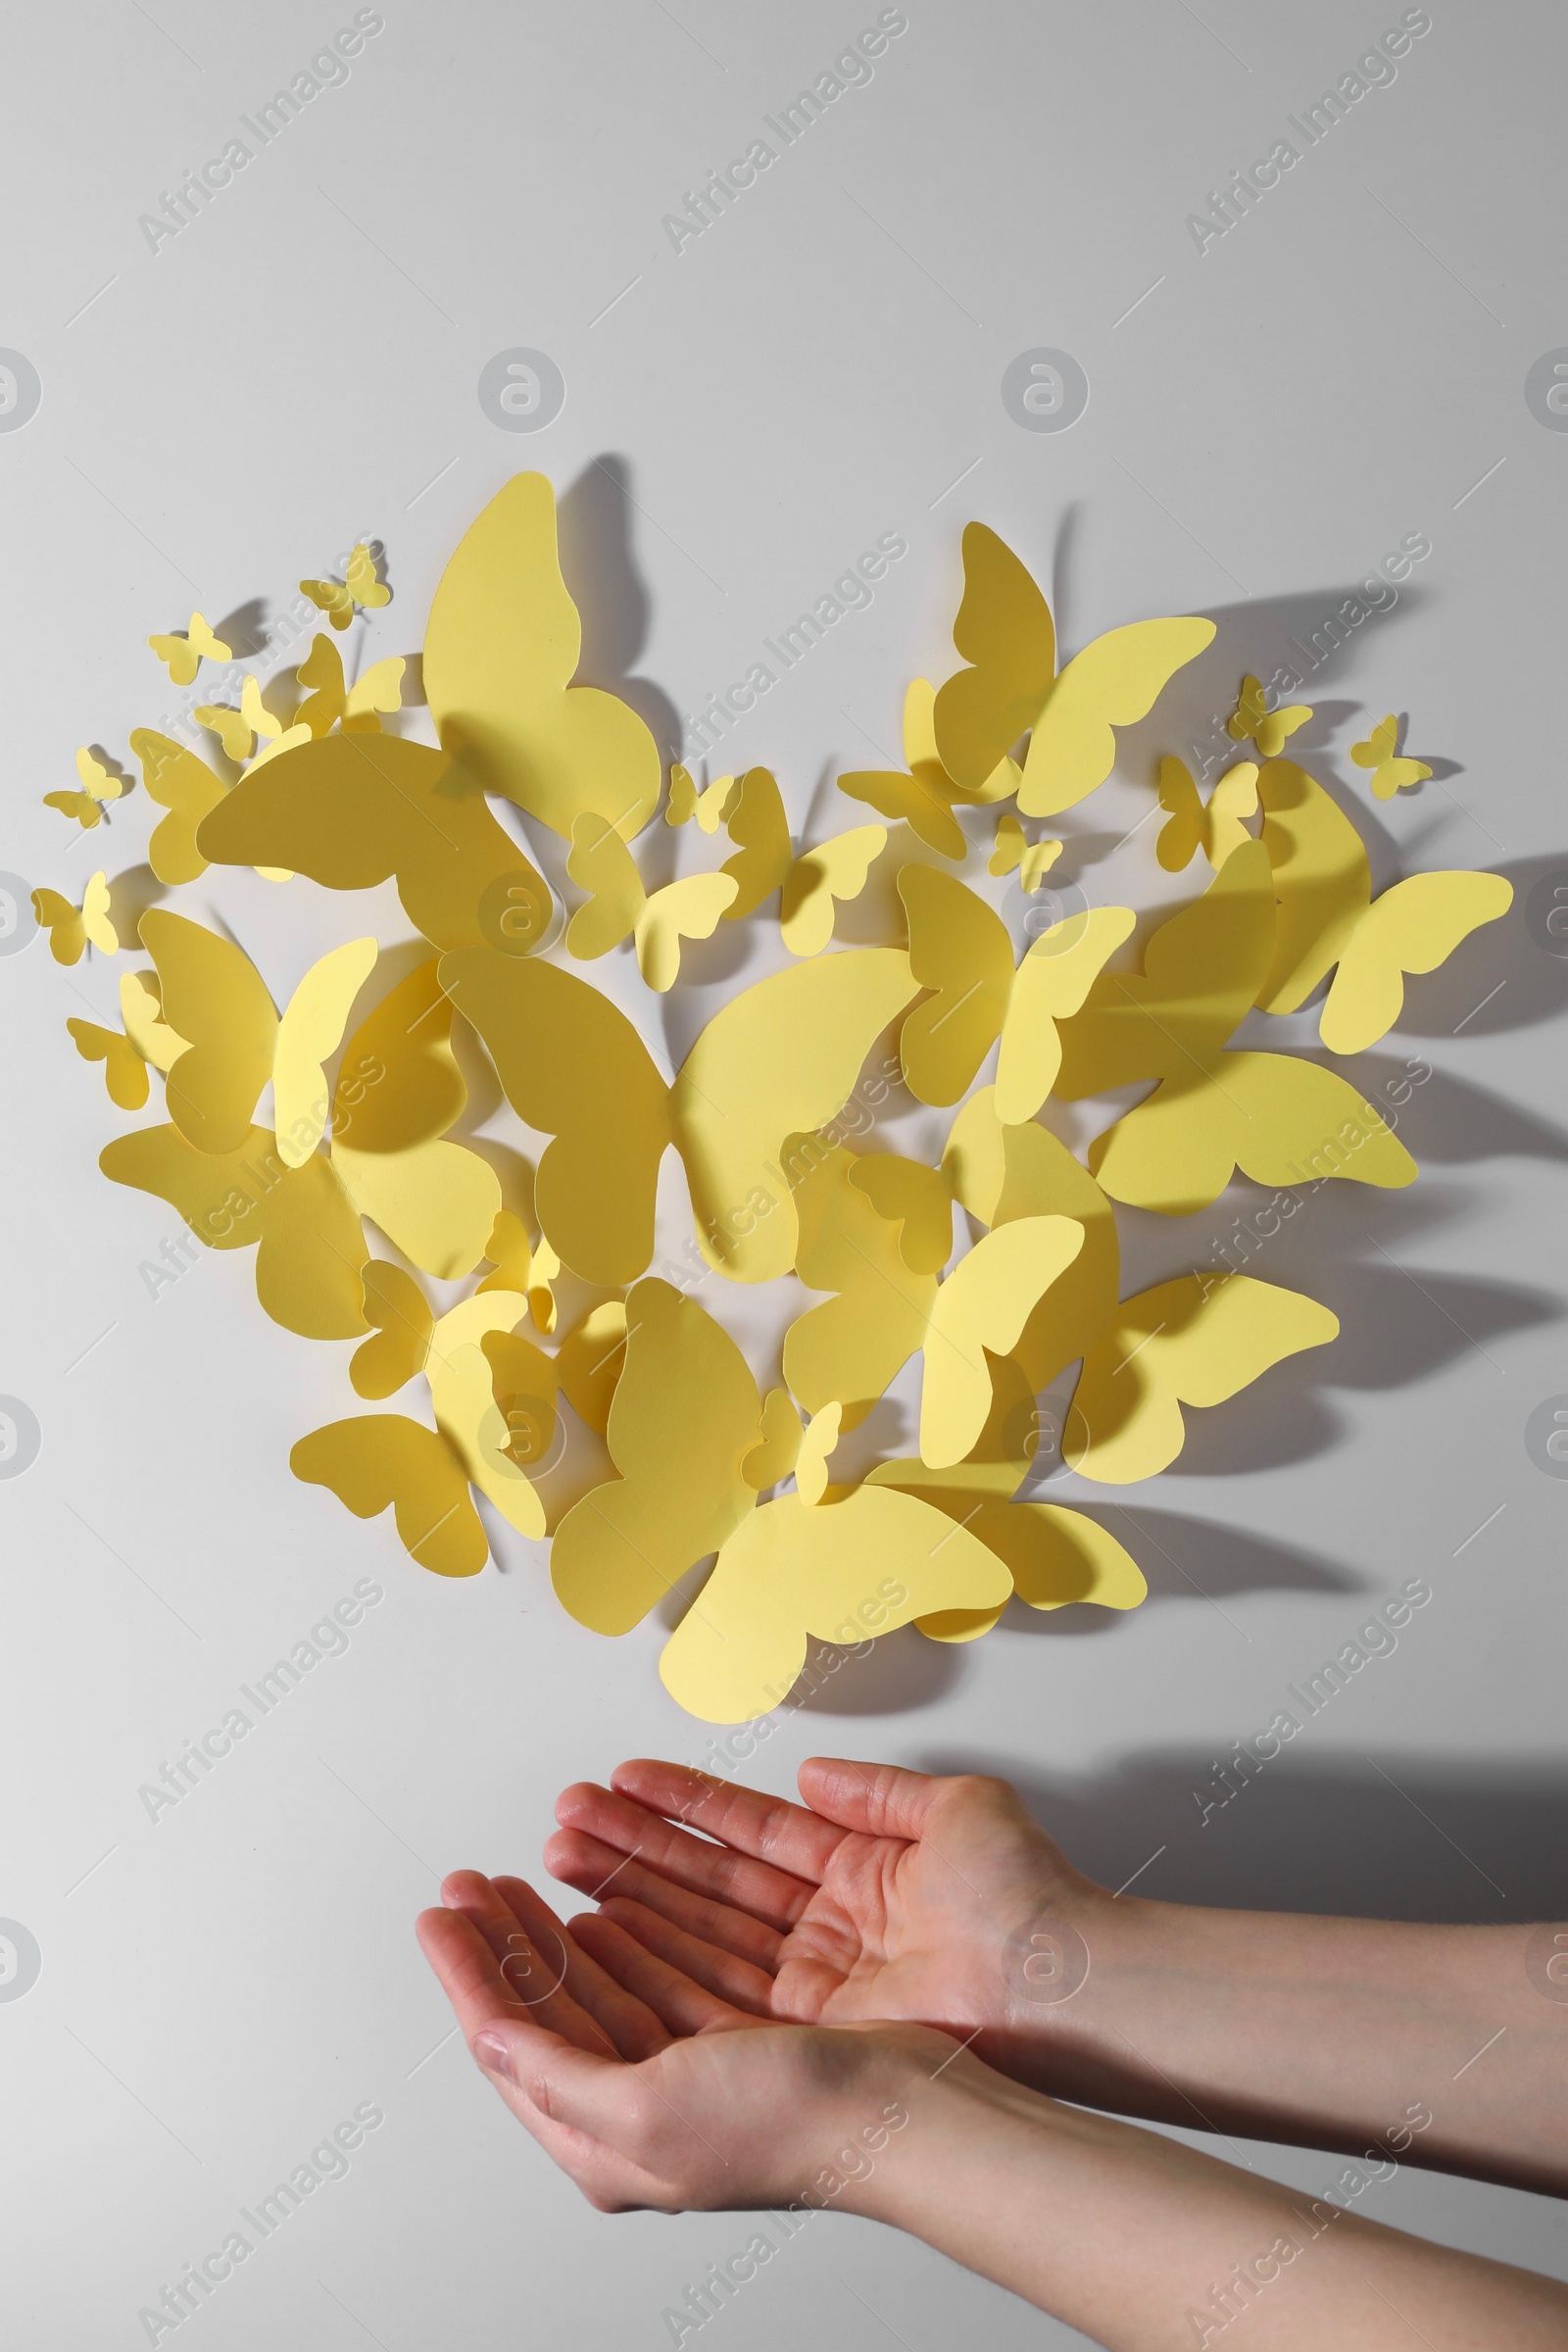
416, 1864, 950, 2215
544, 1758, 1110, 2088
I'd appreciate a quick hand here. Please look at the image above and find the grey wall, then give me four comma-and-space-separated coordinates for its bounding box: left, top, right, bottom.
2, 2, 1564, 2345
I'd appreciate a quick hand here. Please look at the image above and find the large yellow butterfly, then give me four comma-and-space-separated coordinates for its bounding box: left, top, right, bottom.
44, 747, 124, 829
837, 679, 1018, 858
1054, 839, 1417, 1211
147, 612, 231, 685
421, 471, 662, 843
565, 813, 737, 991
898, 865, 1135, 1123
717, 767, 887, 956
1155, 755, 1258, 873
438, 944, 919, 1288
32, 872, 118, 963
1227, 674, 1310, 760
546, 1276, 1009, 1722
1256, 759, 1510, 1052
932, 523, 1214, 814
300, 542, 390, 630
196, 733, 552, 953
1350, 713, 1431, 800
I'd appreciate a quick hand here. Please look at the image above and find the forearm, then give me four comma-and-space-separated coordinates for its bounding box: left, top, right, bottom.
1004, 1902, 1568, 2196
855, 2055, 1568, 2351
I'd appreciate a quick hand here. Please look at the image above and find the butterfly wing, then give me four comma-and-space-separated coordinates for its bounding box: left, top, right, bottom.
343, 655, 406, 730
719, 766, 794, 917
1155, 755, 1202, 872
131, 730, 229, 885
31, 889, 87, 963
551, 1278, 761, 1635
1319, 871, 1513, 1054
635, 872, 739, 990
425, 1297, 544, 1540
996, 905, 1138, 1123
188, 613, 231, 664
1350, 715, 1398, 770
272, 937, 378, 1167
291, 1416, 486, 1575
194, 705, 256, 762
565, 812, 645, 960
101, 1123, 368, 1339
847, 1152, 954, 1275
301, 576, 356, 629
329, 959, 500, 1278
1020, 617, 1216, 817
659, 1485, 1010, 1722
120, 970, 188, 1070
295, 633, 347, 735
932, 524, 1057, 790
351, 1263, 433, 1397
344, 543, 390, 610
674, 947, 919, 1282
422, 470, 661, 840
138, 909, 277, 1153
1255, 758, 1373, 1012
42, 791, 101, 827
1204, 758, 1260, 867
1089, 1050, 1417, 1214
438, 948, 672, 1285
81, 872, 119, 956
1068, 1272, 1338, 1482
897, 867, 1014, 1105
196, 733, 550, 952
919, 1214, 1084, 1466
1227, 675, 1267, 742
1255, 704, 1309, 759
67, 1018, 149, 1109
778, 825, 886, 957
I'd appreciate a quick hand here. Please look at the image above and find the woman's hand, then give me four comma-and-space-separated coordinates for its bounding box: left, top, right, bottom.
416, 1864, 948, 2216
544, 1755, 1106, 2091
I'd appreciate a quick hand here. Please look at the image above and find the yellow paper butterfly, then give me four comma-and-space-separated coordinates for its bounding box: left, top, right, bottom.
439, 944, 920, 1288
1256, 759, 1511, 1052
665, 763, 734, 832
32, 872, 119, 964
783, 1139, 940, 1428
714, 767, 886, 956
118, 969, 189, 1073
300, 542, 390, 630
1227, 674, 1310, 760
898, 865, 1136, 1123
44, 747, 124, 829
294, 635, 407, 738
1054, 839, 1418, 1211
196, 733, 552, 953
147, 612, 231, 685
66, 1015, 149, 1109
1155, 755, 1259, 873
932, 523, 1214, 815
421, 472, 662, 842
1350, 713, 1432, 800
989, 813, 1063, 891
566, 812, 738, 991
837, 679, 1019, 858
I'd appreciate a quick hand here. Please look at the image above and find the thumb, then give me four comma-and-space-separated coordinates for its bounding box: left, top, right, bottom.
471, 2017, 642, 2143
797, 1757, 946, 1840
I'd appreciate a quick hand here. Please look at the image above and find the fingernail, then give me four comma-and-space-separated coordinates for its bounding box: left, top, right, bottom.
471, 2031, 514, 2081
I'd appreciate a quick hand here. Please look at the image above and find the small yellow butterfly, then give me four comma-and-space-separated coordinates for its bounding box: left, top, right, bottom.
989, 813, 1063, 892
195, 675, 286, 763
43, 746, 125, 828
567, 813, 738, 991
1155, 755, 1259, 873
31, 871, 119, 963
301, 543, 390, 630
1227, 674, 1310, 760
66, 1015, 149, 1109
295, 634, 406, 737
666, 763, 734, 831
1350, 713, 1432, 800
147, 612, 231, 685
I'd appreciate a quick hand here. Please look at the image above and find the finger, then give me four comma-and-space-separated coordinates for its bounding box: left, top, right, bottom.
596, 1896, 778, 2015
491, 1876, 671, 2062
608, 1760, 849, 1885
571, 1911, 754, 2039
553, 1779, 820, 1930
797, 1756, 940, 1842
545, 1830, 785, 1973
439, 1871, 608, 2055
465, 2013, 664, 2208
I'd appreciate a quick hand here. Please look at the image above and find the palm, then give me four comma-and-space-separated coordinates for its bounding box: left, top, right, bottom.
547, 1759, 1099, 2051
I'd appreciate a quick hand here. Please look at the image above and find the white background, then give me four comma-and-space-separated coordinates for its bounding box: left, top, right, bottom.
2, 2, 1565, 2345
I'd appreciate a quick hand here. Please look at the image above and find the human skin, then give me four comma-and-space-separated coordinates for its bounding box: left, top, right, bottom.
542, 1756, 1568, 2199
416, 1862, 1568, 2350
